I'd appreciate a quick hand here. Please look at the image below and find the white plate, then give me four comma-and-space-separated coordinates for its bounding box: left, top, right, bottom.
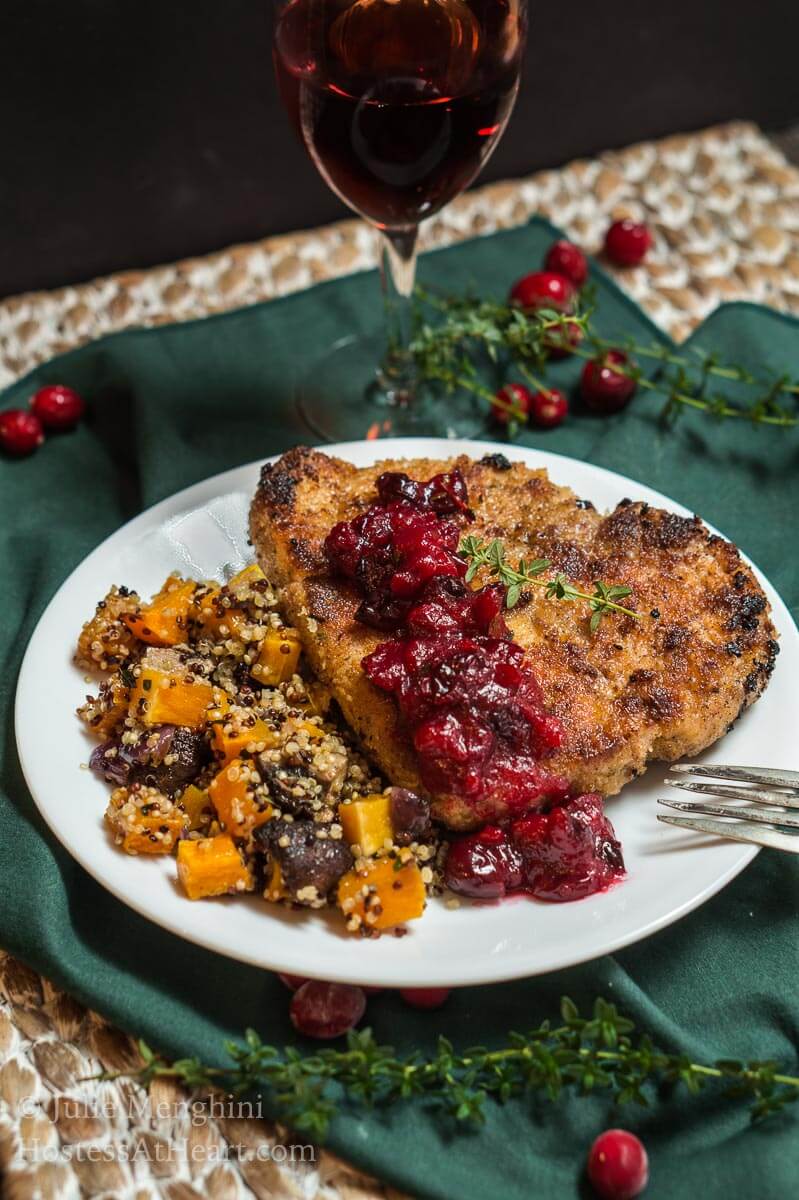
15, 438, 797, 987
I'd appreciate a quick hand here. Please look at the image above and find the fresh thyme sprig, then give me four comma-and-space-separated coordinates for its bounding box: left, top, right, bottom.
459, 534, 637, 632
411, 287, 799, 430
86, 997, 799, 1139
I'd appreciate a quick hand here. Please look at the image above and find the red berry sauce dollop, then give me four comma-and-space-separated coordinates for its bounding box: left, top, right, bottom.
324, 470, 625, 904
444, 794, 623, 902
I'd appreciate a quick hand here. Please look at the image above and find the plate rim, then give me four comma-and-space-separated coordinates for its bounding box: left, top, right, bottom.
17, 436, 792, 986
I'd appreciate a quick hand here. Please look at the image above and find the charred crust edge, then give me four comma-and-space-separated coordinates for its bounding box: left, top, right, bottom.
478, 452, 512, 471
255, 446, 327, 516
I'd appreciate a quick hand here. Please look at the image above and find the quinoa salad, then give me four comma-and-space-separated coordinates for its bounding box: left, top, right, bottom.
76, 566, 441, 936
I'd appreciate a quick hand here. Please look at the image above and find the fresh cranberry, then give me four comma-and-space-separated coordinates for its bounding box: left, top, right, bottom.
511, 794, 624, 901
289, 981, 367, 1039
0, 409, 45, 457
509, 271, 574, 312
604, 220, 652, 267
544, 240, 588, 287
30, 384, 85, 430
444, 827, 523, 899
587, 1129, 649, 1200
580, 351, 637, 414
278, 973, 309, 991
399, 987, 451, 1010
529, 388, 568, 430
491, 382, 532, 426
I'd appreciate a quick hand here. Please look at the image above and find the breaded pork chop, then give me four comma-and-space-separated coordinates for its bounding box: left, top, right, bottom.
249, 447, 778, 829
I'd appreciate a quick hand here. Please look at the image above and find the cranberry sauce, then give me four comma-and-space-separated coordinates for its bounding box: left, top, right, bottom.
324, 469, 625, 901
444, 794, 624, 903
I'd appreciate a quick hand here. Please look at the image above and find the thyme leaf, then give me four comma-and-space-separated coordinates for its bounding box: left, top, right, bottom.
410, 287, 799, 430
83, 996, 799, 1139
458, 535, 636, 632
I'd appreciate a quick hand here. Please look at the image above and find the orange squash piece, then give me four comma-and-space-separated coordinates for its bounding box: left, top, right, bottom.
208, 757, 272, 838
251, 628, 302, 686
122, 812, 188, 855
339, 794, 393, 857
123, 578, 197, 646
179, 784, 213, 831
78, 675, 131, 739
263, 858, 287, 902
211, 716, 277, 764
76, 585, 141, 669
337, 857, 426, 932
130, 668, 214, 729
105, 787, 188, 855
206, 689, 231, 725
227, 564, 265, 592
193, 566, 265, 640
195, 588, 249, 640
177, 834, 253, 900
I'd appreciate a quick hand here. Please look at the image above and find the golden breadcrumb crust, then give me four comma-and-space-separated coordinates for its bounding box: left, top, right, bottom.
249, 447, 778, 830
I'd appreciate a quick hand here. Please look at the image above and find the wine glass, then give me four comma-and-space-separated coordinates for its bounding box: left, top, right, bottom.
273, 0, 527, 439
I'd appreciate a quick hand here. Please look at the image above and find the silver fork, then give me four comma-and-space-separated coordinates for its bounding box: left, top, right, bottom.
657, 764, 799, 853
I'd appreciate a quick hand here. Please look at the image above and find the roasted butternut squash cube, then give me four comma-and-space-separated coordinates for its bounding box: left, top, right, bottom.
227, 563, 265, 592
179, 784, 213, 831
195, 564, 268, 638
337, 857, 426, 932
207, 688, 231, 725
177, 834, 253, 900
295, 719, 325, 741
263, 858, 287, 902
209, 757, 272, 838
252, 628, 301, 685
123, 577, 197, 646
130, 668, 214, 729
339, 793, 393, 857
76, 585, 141, 669
195, 588, 249, 640
211, 716, 277, 764
105, 786, 188, 855
78, 675, 131, 739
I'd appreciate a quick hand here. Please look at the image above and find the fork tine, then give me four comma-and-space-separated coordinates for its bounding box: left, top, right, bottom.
669, 764, 799, 791
665, 780, 799, 809
657, 814, 799, 854
658, 798, 799, 830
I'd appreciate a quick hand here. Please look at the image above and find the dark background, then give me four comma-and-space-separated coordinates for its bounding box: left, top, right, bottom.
3, 0, 798, 298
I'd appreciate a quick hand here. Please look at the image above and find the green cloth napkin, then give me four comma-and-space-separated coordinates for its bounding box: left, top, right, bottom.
1, 218, 797, 1199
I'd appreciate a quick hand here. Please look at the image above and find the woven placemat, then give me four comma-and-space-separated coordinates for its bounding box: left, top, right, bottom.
1, 120, 798, 391
2, 120, 799, 1200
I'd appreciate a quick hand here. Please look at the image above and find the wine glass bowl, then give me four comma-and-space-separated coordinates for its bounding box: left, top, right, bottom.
273, 0, 527, 438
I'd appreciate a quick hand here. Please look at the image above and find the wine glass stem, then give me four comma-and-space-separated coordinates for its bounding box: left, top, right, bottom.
377, 227, 419, 408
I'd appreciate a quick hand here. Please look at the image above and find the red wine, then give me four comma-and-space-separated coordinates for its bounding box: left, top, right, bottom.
274, 0, 525, 229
